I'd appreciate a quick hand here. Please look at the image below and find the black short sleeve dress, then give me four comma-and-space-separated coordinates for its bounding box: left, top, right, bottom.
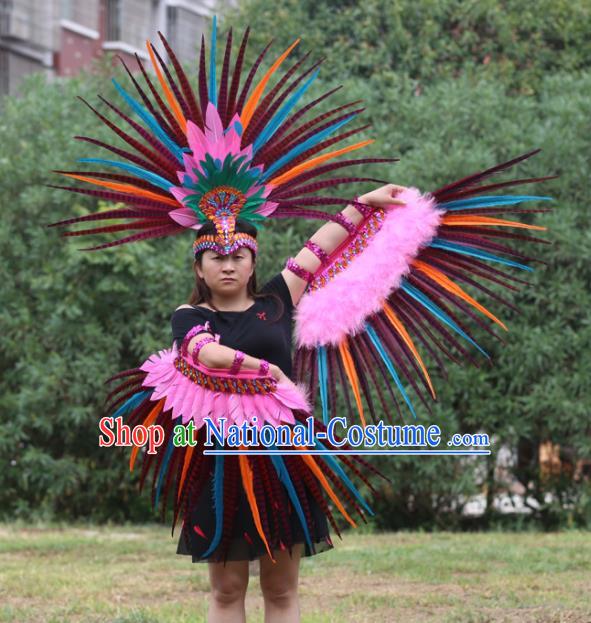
171, 271, 334, 563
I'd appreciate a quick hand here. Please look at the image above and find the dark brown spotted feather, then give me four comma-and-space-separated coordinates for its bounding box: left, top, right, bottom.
75, 98, 176, 179
96, 93, 181, 172
242, 51, 315, 147
256, 456, 279, 546
321, 462, 367, 522
218, 458, 240, 562
297, 459, 342, 539
284, 456, 315, 539
216, 28, 233, 128
134, 55, 186, 145
149, 43, 192, 121
117, 54, 183, 146
356, 331, 400, 424
157, 31, 203, 128
266, 461, 293, 547
251, 456, 272, 548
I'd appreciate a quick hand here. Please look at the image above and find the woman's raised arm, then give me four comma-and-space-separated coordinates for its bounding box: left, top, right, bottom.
281, 184, 407, 306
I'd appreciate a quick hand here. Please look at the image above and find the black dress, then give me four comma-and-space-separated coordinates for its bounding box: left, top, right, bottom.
171, 271, 334, 563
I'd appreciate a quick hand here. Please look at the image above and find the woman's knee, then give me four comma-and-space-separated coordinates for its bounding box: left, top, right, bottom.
259, 548, 302, 603
260, 580, 298, 606
209, 562, 249, 605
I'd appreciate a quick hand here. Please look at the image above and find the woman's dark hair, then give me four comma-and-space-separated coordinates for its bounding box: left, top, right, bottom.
188, 218, 284, 322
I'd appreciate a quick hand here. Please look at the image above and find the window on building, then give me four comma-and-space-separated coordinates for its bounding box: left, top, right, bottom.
60, 0, 73, 20
165, 6, 206, 62
0, 49, 9, 97
166, 5, 177, 50
105, 0, 122, 41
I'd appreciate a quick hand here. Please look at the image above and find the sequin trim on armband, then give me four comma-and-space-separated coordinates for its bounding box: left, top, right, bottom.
304, 240, 330, 266
181, 322, 211, 358
229, 350, 245, 375
352, 196, 374, 218
258, 359, 270, 376
331, 212, 357, 234
191, 336, 218, 366
285, 257, 314, 283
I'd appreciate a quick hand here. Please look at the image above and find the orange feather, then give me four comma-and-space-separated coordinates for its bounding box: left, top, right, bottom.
177, 444, 195, 501
442, 214, 547, 230
129, 398, 164, 472
61, 173, 179, 207
412, 259, 508, 330
239, 449, 276, 562
146, 40, 187, 132
299, 452, 358, 528
338, 338, 366, 427
269, 140, 374, 187
382, 301, 436, 399
241, 39, 301, 130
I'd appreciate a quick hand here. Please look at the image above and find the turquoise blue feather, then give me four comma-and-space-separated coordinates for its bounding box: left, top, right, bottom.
270, 448, 314, 552
438, 195, 553, 211
111, 78, 184, 162
259, 113, 359, 182
365, 324, 418, 419
201, 440, 224, 558
209, 15, 217, 108
113, 390, 151, 419
318, 346, 329, 425
252, 69, 320, 154
430, 238, 534, 271
400, 280, 490, 359
78, 158, 173, 191
312, 438, 375, 516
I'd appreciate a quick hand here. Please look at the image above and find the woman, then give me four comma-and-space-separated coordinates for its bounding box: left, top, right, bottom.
48, 19, 553, 623
172, 185, 403, 623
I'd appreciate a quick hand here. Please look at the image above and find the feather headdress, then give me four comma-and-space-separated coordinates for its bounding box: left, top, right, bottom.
47, 16, 390, 255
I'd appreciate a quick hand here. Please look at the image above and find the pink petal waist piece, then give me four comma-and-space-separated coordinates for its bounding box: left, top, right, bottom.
138, 344, 313, 429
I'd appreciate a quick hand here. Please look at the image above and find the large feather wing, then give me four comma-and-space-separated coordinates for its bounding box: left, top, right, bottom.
293, 149, 557, 425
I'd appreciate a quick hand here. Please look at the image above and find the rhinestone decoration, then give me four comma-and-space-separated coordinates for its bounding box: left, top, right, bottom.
308, 207, 386, 292
285, 257, 314, 283
174, 356, 277, 395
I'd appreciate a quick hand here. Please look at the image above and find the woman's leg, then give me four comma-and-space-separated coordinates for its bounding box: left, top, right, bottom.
207, 559, 249, 623
259, 543, 304, 623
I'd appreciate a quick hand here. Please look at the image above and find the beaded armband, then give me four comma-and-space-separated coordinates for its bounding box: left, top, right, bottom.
352, 196, 374, 218
304, 240, 330, 266
191, 336, 217, 366
330, 212, 357, 234
259, 359, 270, 376
229, 350, 246, 375
307, 207, 386, 292
173, 357, 277, 395
285, 257, 314, 283
181, 322, 212, 358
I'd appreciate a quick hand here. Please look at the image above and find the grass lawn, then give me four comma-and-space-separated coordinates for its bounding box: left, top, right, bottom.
0, 523, 589, 622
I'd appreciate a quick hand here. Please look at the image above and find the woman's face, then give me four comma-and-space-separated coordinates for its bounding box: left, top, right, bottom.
196, 248, 255, 295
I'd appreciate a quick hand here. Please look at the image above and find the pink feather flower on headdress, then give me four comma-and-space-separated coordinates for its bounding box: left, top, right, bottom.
168, 103, 278, 232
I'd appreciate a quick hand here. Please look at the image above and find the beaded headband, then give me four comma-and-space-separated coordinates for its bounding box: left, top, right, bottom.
192, 231, 258, 258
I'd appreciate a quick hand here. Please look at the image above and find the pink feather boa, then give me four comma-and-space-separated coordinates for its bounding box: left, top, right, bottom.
294, 187, 443, 348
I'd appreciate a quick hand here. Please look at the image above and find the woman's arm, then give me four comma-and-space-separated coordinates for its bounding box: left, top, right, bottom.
185, 333, 284, 380
281, 184, 408, 306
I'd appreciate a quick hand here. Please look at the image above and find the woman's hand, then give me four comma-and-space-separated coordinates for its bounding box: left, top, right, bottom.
269, 363, 291, 385
359, 184, 407, 208
268, 363, 283, 381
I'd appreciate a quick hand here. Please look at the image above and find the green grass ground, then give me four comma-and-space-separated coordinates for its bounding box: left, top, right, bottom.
0, 523, 589, 622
